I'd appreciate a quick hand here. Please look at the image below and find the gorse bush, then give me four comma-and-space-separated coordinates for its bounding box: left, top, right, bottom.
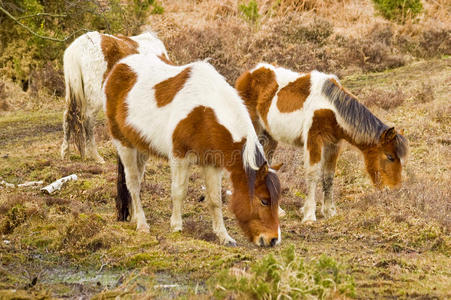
211, 245, 355, 299
372, 0, 423, 23
239, 0, 259, 23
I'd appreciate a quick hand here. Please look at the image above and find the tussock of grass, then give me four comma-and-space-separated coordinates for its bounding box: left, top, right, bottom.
212, 245, 355, 299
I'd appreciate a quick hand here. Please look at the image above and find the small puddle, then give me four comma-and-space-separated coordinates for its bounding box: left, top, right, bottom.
39, 267, 204, 298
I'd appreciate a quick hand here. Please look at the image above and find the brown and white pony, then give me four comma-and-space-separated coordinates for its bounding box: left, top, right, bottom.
103, 55, 282, 247
61, 31, 170, 163
235, 63, 408, 222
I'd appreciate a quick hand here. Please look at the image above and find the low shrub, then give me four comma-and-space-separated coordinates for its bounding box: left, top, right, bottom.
211, 245, 355, 299
239, 0, 260, 23
372, 0, 423, 23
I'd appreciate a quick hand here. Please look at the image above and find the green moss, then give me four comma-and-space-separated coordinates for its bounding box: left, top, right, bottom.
126, 252, 170, 270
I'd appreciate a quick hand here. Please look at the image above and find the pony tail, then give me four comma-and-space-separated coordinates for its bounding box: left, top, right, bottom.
116, 154, 131, 221
63, 50, 87, 158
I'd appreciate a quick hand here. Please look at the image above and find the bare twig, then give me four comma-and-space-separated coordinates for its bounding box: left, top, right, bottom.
17, 12, 67, 20
0, 5, 87, 42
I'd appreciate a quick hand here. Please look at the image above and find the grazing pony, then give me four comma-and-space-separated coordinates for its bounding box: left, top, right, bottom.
103, 55, 282, 247
235, 63, 408, 222
61, 31, 170, 163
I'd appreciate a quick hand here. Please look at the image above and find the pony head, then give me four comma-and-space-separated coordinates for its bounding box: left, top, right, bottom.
363, 127, 408, 188
230, 160, 281, 247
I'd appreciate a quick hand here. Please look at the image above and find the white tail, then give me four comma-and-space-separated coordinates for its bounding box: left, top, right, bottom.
61, 47, 87, 159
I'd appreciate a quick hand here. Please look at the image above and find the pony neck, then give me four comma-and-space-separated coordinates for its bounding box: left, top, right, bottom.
341, 131, 382, 187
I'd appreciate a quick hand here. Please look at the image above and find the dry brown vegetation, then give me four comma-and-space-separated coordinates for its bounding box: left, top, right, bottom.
0, 0, 450, 299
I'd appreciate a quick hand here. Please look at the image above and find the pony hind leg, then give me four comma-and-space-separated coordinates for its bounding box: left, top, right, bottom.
84, 111, 105, 164
115, 141, 149, 232
137, 150, 149, 185
61, 109, 71, 159
170, 158, 190, 232
320, 143, 340, 218
202, 166, 236, 246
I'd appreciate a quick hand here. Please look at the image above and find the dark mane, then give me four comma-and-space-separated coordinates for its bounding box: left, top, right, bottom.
322, 79, 388, 144
395, 133, 408, 158
266, 171, 281, 215
245, 144, 266, 198
244, 145, 281, 212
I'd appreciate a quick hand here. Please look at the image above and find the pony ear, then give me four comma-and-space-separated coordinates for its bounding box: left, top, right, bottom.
380, 127, 396, 143
270, 163, 283, 171
256, 162, 268, 182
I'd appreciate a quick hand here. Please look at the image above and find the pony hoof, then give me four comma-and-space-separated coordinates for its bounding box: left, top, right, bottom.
322, 207, 337, 219
226, 241, 236, 247
301, 214, 316, 223
171, 225, 182, 232
95, 156, 105, 164
225, 240, 237, 247
278, 207, 286, 218
137, 223, 150, 233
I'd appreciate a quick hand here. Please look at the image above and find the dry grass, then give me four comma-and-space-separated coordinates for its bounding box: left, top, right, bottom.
0, 1, 450, 298
146, 0, 450, 82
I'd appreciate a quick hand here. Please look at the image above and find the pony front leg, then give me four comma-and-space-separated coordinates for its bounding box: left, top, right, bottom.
170, 158, 189, 232
202, 166, 236, 246
302, 145, 322, 222
115, 141, 149, 232
320, 143, 339, 218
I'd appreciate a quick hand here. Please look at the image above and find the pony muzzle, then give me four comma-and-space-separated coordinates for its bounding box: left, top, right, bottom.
254, 228, 281, 247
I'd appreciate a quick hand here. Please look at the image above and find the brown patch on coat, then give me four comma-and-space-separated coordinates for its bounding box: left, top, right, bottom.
172, 106, 245, 168
101, 34, 139, 81
154, 68, 191, 107
172, 106, 280, 245
276, 74, 311, 113
307, 109, 345, 164
235, 67, 279, 126
158, 54, 175, 65
104, 63, 151, 153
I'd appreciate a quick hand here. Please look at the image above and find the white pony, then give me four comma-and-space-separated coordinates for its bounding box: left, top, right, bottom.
61, 31, 170, 163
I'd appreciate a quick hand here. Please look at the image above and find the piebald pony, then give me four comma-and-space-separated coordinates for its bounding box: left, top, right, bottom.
61, 31, 170, 163
236, 63, 408, 222
104, 55, 282, 247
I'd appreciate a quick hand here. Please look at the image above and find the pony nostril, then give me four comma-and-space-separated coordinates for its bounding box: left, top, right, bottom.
270, 238, 277, 247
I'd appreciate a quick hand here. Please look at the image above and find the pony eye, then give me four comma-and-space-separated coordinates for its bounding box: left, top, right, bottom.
260, 198, 270, 206
386, 154, 395, 162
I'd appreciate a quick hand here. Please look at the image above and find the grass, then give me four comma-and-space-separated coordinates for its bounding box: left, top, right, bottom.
0, 0, 450, 298
0, 57, 449, 299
